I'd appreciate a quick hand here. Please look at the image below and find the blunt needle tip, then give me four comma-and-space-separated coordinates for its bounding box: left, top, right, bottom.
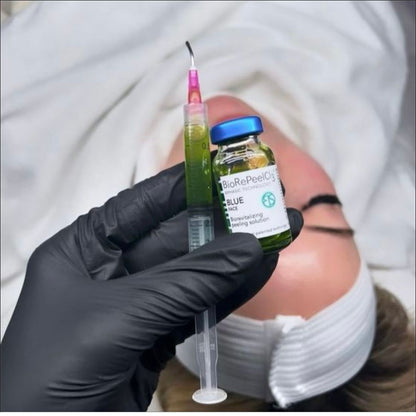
185, 41, 196, 69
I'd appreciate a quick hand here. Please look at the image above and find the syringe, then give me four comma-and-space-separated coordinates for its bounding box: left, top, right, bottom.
183, 41, 227, 405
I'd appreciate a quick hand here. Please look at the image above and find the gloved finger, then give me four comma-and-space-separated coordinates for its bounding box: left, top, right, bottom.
287, 207, 303, 240
139, 250, 278, 372
123, 200, 225, 273
73, 162, 186, 280
157, 251, 278, 350
111, 233, 264, 352
139, 335, 177, 373
133, 210, 302, 372
142, 209, 303, 350
123, 204, 303, 274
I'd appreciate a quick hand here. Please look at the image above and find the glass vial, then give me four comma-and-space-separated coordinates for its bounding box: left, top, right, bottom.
211, 116, 292, 253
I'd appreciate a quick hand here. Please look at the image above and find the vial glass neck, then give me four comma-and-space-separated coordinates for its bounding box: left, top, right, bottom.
217, 135, 260, 151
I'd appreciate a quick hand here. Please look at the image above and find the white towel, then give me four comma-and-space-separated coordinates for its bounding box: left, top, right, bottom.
1, 1, 414, 338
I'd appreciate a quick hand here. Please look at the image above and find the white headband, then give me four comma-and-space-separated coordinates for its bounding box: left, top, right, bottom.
176, 260, 376, 408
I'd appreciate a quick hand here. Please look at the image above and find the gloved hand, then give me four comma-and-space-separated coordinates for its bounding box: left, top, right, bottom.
1, 162, 303, 411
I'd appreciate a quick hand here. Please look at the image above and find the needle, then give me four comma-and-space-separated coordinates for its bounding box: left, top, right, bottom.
185, 41, 196, 69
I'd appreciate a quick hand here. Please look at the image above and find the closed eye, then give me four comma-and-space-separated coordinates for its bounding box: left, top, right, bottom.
301, 194, 354, 237
304, 225, 354, 236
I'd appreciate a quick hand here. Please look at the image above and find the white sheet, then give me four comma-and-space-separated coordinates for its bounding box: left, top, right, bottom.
1, 1, 414, 339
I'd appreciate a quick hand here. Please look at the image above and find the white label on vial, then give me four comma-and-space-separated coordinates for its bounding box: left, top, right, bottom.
219, 165, 290, 239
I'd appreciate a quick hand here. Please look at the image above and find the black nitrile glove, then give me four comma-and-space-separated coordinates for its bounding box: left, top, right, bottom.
1, 162, 303, 411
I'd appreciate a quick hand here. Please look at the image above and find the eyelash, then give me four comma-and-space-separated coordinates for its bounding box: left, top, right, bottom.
304, 225, 355, 236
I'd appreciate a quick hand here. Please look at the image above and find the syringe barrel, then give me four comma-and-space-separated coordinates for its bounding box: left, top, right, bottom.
188, 208, 214, 251
195, 306, 219, 391
184, 103, 212, 209
184, 100, 227, 404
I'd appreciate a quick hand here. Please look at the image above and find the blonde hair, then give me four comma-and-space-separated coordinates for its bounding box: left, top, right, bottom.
158, 286, 415, 412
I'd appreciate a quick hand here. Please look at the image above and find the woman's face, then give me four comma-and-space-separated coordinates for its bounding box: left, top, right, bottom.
164, 96, 360, 319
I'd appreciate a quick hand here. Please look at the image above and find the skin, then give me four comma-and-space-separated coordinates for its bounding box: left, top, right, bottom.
164, 95, 360, 320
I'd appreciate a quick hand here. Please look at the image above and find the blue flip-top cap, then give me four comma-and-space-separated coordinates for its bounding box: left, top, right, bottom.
210, 116, 263, 144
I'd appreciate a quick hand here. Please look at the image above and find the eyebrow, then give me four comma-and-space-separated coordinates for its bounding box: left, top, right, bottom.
301, 194, 342, 211
301, 194, 355, 236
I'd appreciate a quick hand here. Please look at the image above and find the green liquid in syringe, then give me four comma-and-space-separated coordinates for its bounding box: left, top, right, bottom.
184, 123, 213, 208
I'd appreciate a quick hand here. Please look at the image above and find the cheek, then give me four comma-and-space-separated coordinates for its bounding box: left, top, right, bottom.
235, 236, 321, 320
235, 230, 360, 320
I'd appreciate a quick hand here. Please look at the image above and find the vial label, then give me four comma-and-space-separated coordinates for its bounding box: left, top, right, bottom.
218, 165, 290, 239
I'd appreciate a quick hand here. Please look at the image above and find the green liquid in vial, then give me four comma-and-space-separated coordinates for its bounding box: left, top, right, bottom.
212, 139, 292, 253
